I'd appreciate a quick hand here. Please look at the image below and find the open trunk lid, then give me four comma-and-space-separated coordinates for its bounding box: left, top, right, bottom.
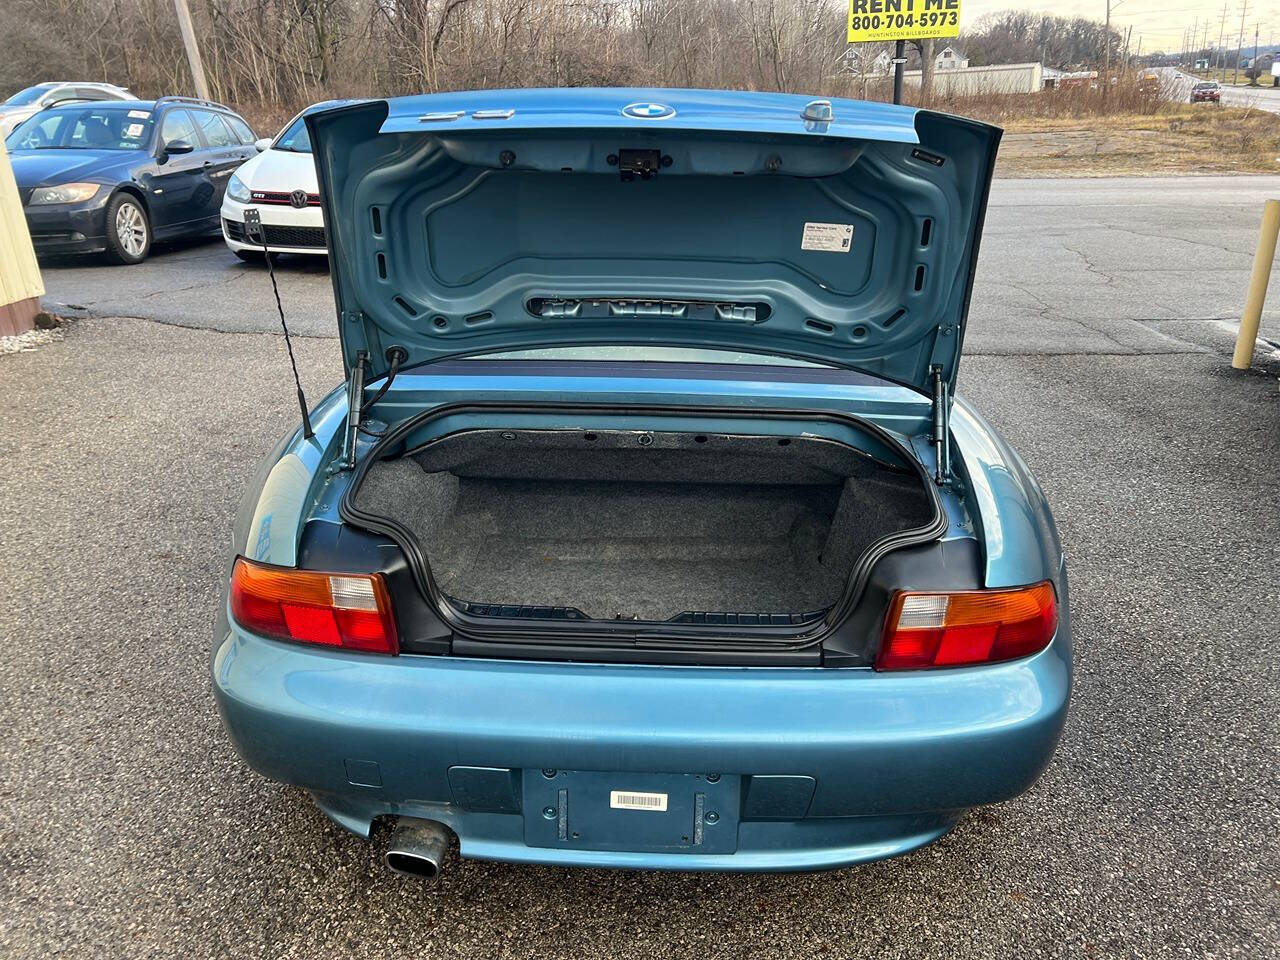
305, 88, 1000, 396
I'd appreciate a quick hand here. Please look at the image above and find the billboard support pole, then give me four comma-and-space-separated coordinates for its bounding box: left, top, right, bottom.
893, 40, 905, 103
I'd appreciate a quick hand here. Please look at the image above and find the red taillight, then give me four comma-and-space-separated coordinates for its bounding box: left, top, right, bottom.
876, 581, 1057, 671
229, 557, 399, 654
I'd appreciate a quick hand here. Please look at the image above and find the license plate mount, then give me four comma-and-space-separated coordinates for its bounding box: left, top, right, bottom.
522, 770, 739, 854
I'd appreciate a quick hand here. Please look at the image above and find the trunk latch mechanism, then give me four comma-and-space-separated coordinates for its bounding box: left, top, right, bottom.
612, 149, 667, 181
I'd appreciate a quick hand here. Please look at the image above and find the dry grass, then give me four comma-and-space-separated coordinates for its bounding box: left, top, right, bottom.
881, 76, 1280, 177
994, 104, 1280, 177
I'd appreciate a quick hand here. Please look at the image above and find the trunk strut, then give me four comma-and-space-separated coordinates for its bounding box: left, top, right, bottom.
341, 351, 369, 469
931, 366, 952, 486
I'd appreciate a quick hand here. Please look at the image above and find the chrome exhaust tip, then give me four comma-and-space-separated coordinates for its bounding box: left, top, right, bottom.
385, 817, 452, 884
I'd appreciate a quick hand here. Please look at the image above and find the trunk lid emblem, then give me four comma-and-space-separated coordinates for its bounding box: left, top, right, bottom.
622, 102, 676, 120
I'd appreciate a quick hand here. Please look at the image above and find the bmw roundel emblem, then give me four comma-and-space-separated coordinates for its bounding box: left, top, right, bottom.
622, 101, 676, 120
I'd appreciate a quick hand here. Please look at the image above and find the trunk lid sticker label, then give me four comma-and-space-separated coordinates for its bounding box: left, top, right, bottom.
801, 221, 854, 252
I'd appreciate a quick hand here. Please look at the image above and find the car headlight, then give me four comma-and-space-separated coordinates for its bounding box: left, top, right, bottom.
226, 173, 252, 204
28, 182, 101, 205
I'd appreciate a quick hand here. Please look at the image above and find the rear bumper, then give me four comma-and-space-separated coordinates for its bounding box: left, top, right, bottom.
212, 612, 1072, 872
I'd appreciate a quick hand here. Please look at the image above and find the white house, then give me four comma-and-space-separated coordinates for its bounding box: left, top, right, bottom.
935, 45, 969, 70
833, 46, 892, 77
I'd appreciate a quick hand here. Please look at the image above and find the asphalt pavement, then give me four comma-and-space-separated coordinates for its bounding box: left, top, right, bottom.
2, 176, 1279, 959
1166, 67, 1280, 115
37, 176, 1280, 352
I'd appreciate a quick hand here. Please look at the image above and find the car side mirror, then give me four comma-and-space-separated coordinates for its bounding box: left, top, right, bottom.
158, 139, 194, 163
254, 137, 271, 153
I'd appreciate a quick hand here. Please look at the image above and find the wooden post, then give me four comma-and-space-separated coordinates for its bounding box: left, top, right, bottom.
1232, 198, 1280, 369
173, 0, 212, 100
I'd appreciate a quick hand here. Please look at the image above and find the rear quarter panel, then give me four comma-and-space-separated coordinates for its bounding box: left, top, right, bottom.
950, 393, 1066, 591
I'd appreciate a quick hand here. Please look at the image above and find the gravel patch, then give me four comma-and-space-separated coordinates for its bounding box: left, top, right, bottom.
0, 327, 63, 355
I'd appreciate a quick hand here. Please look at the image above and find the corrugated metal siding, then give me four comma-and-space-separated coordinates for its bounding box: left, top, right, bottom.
0, 137, 44, 313
903, 62, 1044, 96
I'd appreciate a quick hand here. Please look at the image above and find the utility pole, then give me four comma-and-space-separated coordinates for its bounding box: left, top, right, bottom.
1252, 23, 1259, 84
172, 0, 211, 100
1104, 0, 1127, 94
1216, 2, 1230, 75
1104, 0, 1112, 85
1234, 0, 1248, 86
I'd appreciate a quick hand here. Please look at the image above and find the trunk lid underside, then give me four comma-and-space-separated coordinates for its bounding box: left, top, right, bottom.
306, 88, 1001, 395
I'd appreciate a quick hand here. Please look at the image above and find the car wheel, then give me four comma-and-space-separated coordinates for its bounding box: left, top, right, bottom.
234, 248, 264, 263
103, 193, 151, 265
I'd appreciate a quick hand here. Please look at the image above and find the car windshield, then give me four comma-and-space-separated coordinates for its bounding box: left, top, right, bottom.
5, 105, 154, 151
274, 116, 311, 153
1195, 82, 1217, 89
3, 85, 52, 106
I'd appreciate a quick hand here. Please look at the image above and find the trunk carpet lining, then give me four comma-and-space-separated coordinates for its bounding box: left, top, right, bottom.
353, 430, 933, 622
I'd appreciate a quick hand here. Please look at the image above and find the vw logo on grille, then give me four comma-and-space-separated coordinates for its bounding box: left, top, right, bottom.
289, 189, 310, 208
622, 101, 676, 120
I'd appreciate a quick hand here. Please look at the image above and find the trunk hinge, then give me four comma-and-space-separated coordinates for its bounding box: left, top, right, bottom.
930, 365, 953, 486
340, 350, 369, 470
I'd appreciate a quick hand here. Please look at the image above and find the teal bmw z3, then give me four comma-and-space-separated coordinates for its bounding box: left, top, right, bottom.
212, 88, 1070, 880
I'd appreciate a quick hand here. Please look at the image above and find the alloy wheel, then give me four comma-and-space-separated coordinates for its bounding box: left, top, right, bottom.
115, 201, 147, 257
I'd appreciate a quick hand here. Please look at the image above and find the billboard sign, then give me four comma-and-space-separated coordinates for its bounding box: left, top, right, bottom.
847, 0, 961, 44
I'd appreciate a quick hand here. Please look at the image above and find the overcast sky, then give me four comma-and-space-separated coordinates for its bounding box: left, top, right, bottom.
962, 1, 1280, 53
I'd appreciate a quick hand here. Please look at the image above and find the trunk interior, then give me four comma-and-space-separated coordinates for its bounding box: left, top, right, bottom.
352, 428, 936, 625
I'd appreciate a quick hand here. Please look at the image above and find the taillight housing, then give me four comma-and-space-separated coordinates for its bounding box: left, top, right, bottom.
229, 557, 399, 654
876, 581, 1057, 671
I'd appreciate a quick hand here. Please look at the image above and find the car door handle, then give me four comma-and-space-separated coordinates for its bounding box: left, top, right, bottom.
203, 160, 213, 167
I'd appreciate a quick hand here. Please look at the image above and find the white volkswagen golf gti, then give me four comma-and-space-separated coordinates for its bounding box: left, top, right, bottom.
221, 109, 327, 259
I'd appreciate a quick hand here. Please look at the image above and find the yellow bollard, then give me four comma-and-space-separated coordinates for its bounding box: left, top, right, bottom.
1232, 198, 1280, 369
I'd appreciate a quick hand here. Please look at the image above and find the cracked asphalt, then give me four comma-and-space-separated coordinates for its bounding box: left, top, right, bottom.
3, 176, 1279, 959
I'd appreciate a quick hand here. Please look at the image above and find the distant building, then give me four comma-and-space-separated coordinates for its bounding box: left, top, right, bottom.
1195, 58, 1209, 70
833, 46, 891, 77
903, 61, 1043, 95
935, 45, 969, 70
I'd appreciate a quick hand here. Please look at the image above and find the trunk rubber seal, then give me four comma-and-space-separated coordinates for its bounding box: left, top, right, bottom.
338, 401, 947, 658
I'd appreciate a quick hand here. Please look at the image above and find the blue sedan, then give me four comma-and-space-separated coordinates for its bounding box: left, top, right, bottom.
213, 88, 1070, 880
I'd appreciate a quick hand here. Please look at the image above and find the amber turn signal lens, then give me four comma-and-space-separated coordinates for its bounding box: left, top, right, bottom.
229, 557, 399, 654
876, 581, 1057, 670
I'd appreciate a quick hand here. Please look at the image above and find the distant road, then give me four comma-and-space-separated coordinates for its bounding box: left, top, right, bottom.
1163, 67, 1280, 114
